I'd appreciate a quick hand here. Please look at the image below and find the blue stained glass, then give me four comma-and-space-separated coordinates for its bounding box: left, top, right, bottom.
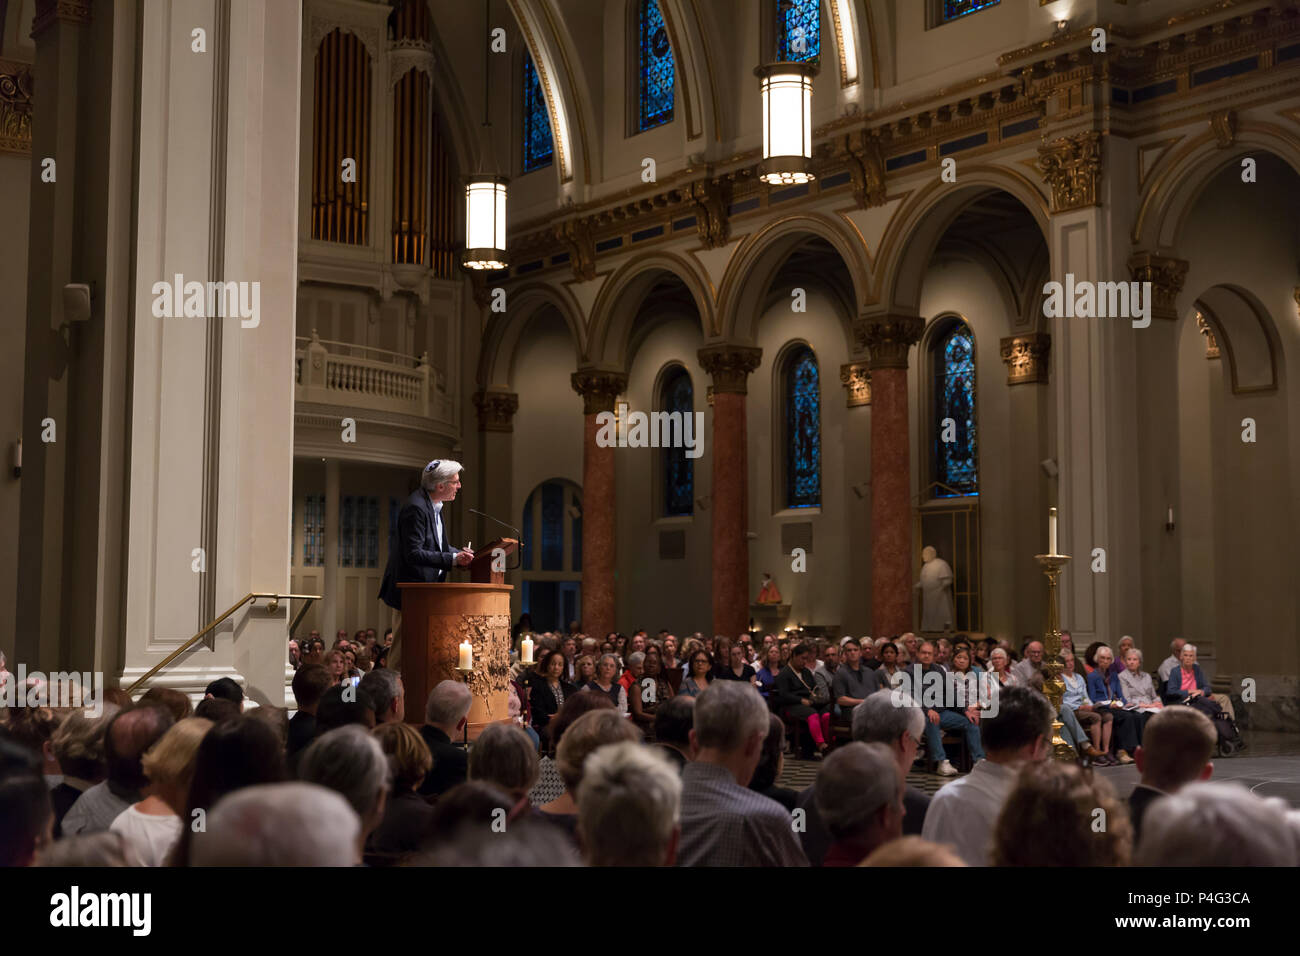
934, 326, 978, 496
521, 494, 533, 570
663, 368, 693, 516
523, 53, 553, 172
943, 0, 1000, 23
777, 0, 819, 63
541, 481, 563, 571
572, 505, 582, 571
786, 348, 821, 508
638, 0, 675, 131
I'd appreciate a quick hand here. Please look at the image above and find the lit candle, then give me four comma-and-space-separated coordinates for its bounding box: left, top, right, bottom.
458, 641, 473, 670
1049, 507, 1058, 556
521, 636, 534, 664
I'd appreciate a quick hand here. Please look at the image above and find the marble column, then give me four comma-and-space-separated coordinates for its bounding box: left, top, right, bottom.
571, 369, 625, 639
698, 344, 761, 639
472, 388, 519, 549
856, 316, 923, 638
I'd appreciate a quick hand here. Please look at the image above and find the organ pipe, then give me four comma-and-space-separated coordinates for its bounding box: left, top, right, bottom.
312, 29, 370, 245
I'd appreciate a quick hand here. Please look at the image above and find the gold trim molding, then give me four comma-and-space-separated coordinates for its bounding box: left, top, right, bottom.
473, 390, 519, 432
0, 60, 33, 155
1037, 131, 1102, 213
855, 315, 924, 370
839, 362, 872, 406
999, 334, 1051, 385
571, 368, 627, 415
1128, 253, 1189, 321
1209, 109, 1237, 148
698, 344, 761, 395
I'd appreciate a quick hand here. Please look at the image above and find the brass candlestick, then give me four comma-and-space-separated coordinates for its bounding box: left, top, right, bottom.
1035, 551, 1077, 762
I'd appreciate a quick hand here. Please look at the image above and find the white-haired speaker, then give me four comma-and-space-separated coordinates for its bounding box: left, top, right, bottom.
62, 283, 92, 324
1040, 458, 1059, 478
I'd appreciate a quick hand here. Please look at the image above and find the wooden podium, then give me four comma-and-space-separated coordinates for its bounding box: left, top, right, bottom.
398, 539, 517, 739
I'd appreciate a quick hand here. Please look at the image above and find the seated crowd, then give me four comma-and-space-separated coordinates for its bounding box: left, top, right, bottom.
0, 625, 1292, 868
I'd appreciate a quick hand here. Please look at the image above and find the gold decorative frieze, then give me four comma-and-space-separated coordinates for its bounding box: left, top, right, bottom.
0, 61, 33, 155
571, 368, 627, 415
999, 334, 1051, 385
1195, 314, 1220, 360
553, 218, 596, 282
855, 315, 924, 370
1209, 109, 1237, 147
472, 390, 519, 432
839, 362, 872, 406
685, 178, 731, 249
698, 344, 762, 395
1036, 131, 1102, 213
31, 0, 91, 38
1128, 252, 1188, 321
844, 130, 886, 209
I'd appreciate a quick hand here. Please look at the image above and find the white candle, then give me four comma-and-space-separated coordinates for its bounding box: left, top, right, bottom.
521, 636, 534, 663
458, 641, 473, 670
1049, 507, 1058, 555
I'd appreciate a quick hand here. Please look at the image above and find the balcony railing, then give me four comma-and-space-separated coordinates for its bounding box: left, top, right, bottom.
294, 331, 449, 419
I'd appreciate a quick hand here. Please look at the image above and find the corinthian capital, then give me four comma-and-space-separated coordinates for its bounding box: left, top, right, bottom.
698, 344, 762, 395
571, 368, 627, 414
854, 315, 924, 369
1036, 131, 1102, 213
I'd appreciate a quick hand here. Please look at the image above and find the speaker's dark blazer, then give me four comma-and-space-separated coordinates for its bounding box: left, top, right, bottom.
378, 490, 458, 610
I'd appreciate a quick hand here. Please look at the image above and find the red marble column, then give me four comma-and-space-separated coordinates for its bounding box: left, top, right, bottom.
571, 369, 626, 639
699, 344, 762, 639
858, 316, 924, 638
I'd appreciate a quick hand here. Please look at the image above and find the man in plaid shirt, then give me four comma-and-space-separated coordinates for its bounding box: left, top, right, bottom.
676, 681, 808, 867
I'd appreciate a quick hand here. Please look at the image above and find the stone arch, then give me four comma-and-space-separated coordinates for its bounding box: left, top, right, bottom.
588, 252, 715, 368
717, 213, 867, 353
1132, 121, 1300, 250
656, 0, 721, 145
873, 166, 1049, 315
477, 281, 587, 389
1192, 285, 1282, 394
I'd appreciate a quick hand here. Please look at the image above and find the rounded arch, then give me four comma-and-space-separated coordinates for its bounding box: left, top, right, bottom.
923, 314, 980, 499
588, 251, 715, 368
772, 339, 823, 511
655, 0, 721, 145
874, 166, 1049, 315
718, 212, 868, 351
477, 280, 587, 389
1192, 284, 1282, 394
1132, 122, 1300, 250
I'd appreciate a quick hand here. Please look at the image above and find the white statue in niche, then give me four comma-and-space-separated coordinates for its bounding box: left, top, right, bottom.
916, 545, 955, 632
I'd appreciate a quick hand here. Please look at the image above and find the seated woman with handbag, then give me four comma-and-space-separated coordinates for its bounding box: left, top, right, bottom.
771, 643, 831, 757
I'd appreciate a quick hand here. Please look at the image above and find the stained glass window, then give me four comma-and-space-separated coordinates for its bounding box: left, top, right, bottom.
942, 0, 1000, 23
541, 481, 564, 571
662, 367, 694, 516
777, 0, 819, 62
523, 52, 553, 172
637, 0, 675, 131
339, 495, 379, 568
303, 495, 325, 567
521, 494, 534, 570
785, 347, 821, 508
934, 325, 978, 496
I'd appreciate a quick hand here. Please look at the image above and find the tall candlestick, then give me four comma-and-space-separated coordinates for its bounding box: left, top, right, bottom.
1049, 507, 1058, 556
458, 641, 473, 670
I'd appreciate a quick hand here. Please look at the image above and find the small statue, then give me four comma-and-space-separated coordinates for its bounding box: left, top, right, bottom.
756, 572, 783, 605
915, 546, 955, 632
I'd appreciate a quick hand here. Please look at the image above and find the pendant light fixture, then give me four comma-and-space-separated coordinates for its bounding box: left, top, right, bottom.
463, 0, 508, 271
755, 61, 818, 185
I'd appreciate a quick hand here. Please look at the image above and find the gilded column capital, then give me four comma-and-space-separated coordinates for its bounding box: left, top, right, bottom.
553, 218, 597, 282
1195, 314, 1221, 360
854, 315, 924, 370
839, 362, 872, 406
1036, 131, 1102, 213
31, 0, 91, 39
0, 60, 33, 155
472, 390, 519, 432
683, 178, 731, 249
698, 344, 762, 395
999, 333, 1051, 385
1128, 252, 1188, 321
571, 368, 627, 414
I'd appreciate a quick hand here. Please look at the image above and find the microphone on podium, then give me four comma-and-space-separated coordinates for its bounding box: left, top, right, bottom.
467, 508, 524, 571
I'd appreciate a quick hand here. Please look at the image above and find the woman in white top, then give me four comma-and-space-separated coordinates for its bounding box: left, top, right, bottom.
111, 717, 213, 866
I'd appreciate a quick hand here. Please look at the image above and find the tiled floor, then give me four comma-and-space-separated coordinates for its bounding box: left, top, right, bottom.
777, 731, 1300, 805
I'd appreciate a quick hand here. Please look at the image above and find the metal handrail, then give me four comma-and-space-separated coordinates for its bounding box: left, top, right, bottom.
125, 591, 321, 695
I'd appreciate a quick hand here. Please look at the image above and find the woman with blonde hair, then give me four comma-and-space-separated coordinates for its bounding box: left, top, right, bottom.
991, 760, 1131, 866
111, 717, 213, 866
368, 722, 435, 864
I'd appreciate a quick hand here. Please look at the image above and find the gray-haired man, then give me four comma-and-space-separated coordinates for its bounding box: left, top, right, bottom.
378, 459, 475, 668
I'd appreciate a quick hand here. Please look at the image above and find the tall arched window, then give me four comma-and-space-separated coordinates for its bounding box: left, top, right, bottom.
933, 322, 978, 496
522, 52, 553, 172
784, 346, 821, 508
941, 0, 1001, 25
520, 480, 582, 632
660, 366, 693, 516
777, 0, 820, 62
635, 0, 675, 132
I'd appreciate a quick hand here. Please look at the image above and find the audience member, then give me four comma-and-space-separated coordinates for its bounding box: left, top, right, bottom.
921, 685, 1053, 865
773, 643, 831, 758
469, 723, 539, 812
652, 695, 695, 772
315, 682, 378, 732
1135, 783, 1297, 867
579, 741, 681, 866
138, 687, 193, 723
748, 714, 798, 811
991, 760, 1130, 866
875, 641, 905, 691
831, 638, 876, 712
1163, 642, 1211, 704
193, 697, 240, 724
1086, 644, 1139, 763
50, 708, 116, 836
1010, 640, 1045, 690
0, 741, 52, 866
298, 725, 390, 860
418, 680, 472, 798
755, 644, 781, 699
62, 705, 174, 837
288, 664, 332, 768
37, 831, 138, 867
862, 836, 966, 867
367, 722, 434, 864
110, 717, 212, 866
541, 709, 640, 838
1157, 637, 1186, 684
586, 654, 629, 715
359, 668, 405, 724
676, 681, 807, 866
680, 649, 713, 698
191, 783, 360, 866
815, 742, 904, 867
1059, 649, 1105, 760
530, 649, 577, 742
202, 677, 245, 711
1129, 706, 1216, 845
